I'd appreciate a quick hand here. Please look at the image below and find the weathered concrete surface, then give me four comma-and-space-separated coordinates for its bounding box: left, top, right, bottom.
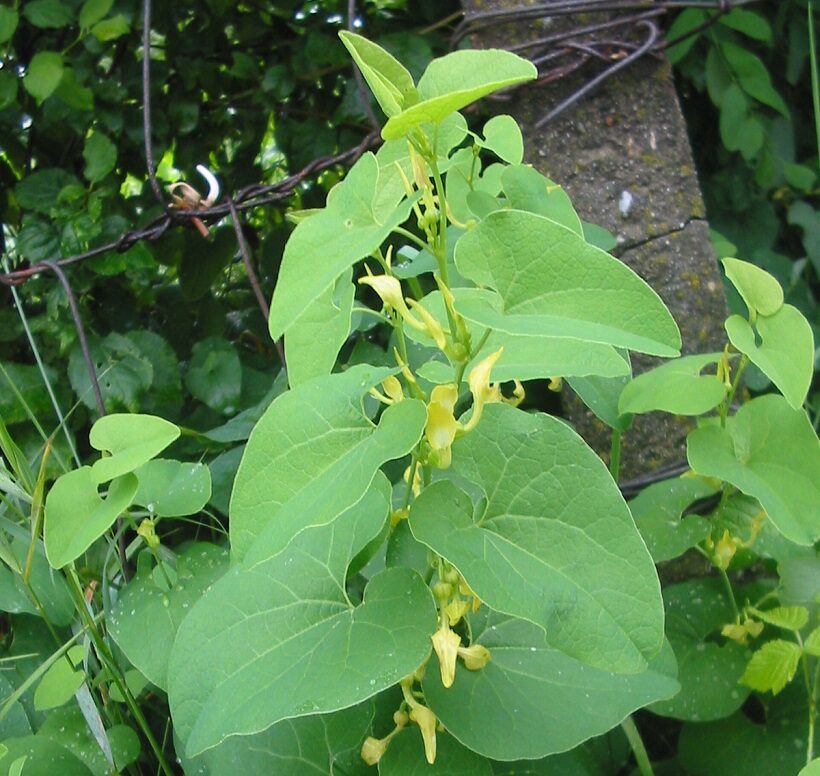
462, 1, 728, 480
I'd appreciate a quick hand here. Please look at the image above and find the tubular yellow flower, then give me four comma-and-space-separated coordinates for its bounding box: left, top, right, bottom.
444, 599, 470, 627
405, 298, 447, 351
409, 704, 438, 764
460, 348, 503, 433
382, 375, 404, 403
458, 643, 491, 671
360, 736, 389, 766
431, 624, 461, 688
713, 529, 738, 570
358, 274, 412, 318
425, 384, 459, 469
137, 519, 160, 549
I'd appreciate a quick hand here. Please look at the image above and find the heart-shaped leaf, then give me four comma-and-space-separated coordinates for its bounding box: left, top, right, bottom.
380, 729, 493, 774
725, 305, 814, 409
409, 403, 664, 674
382, 50, 536, 140
44, 469, 137, 568
230, 365, 426, 561
454, 211, 681, 357
479, 115, 523, 165
89, 414, 180, 485
268, 153, 418, 341
500, 165, 583, 236
619, 353, 726, 416
109, 543, 229, 690
422, 611, 679, 761
169, 480, 437, 756
132, 459, 211, 517
722, 258, 783, 316
687, 394, 820, 546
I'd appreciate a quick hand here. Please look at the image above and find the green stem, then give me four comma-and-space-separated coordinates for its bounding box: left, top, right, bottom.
808, 0, 820, 162
720, 354, 749, 428
402, 457, 419, 510
393, 226, 429, 253
64, 570, 175, 776
718, 566, 740, 621
621, 715, 654, 776
796, 630, 817, 765
427, 155, 450, 287
609, 429, 622, 483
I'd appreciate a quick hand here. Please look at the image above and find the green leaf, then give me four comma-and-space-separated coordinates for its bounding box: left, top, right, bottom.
500, 165, 583, 236
82, 132, 116, 183
89, 14, 129, 41
44, 470, 137, 568
799, 760, 820, 776
124, 331, 182, 415
23, 52, 64, 103
725, 306, 814, 410
0, 7, 19, 43
185, 338, 242, 415
22, 0, 72, 28
629, 477, 716, 563
719, 8, 772, 43
15, 169, 79, 213
422, 611, 679, 761
269, 153, 418, 340
722, 258, 784, 316
741, 639, 801, 694
748, 606, 809, 632
382, 50, 536, 140
454, 210, 681, 357
410, 403, 664, 673
618, 353, 726, 416
36, 707, 140, 776
68, 332, 153, 413
285, 270, 354, 387
168, 483, 437, 756
0, 673, 31, 740
687, 394, 820, 546
0, 736, 94, 776
380, 729, 493, 774
34, 646, 85, 711
230, 365, 426, 560
109, 543, 229, 690
479, 115, 523, 165
338, 31, 417, 117
804, 627, 820, 657
677, 684, 807, 775
664, 9, 709, 64
567, 366, 634, 432
89, 413, 180, 485
183, 702, 374, 775
721, 41, 789, 118
648, 579, 751, 721
0, 362, 60, 426
78, 0, 112, 29
132, 459, 211, 517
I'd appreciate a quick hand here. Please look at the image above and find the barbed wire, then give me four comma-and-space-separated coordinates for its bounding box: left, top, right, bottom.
0, 0, 754, 510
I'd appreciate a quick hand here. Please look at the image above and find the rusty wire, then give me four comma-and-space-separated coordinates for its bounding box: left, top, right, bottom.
1, 0, 755, 501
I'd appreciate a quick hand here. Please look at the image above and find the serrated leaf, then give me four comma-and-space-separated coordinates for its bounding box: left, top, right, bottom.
109, 543, 229, 690
78, 0, 112, 29
339, 31, 417, 117
382, 50, 536, 140
648, 579, 751, 721
182, 701, 374, 776
422, 610, 679, 761
500, 165, 583, 236
479, 115, 523, 165
749, 606, 809, 632
89, 413, 180, 484
725, 305, 814, 410
269, 153, 417, 341
82, 132, 116, 183
285, 269, 354, 387
380, 729, 493, 774
168, 482, 437, 756
630, 477, 716, 563
230, 365, 426, 561
409, 403, 664, 674
619, 353, 726, 416
687, 394, 820, 546
453, 211, 681, 357
132, 459, 211, 517
804, 627, 820, 657
741, 639, 801, 694
23, 52, 64, 102
722, 258, 784, 316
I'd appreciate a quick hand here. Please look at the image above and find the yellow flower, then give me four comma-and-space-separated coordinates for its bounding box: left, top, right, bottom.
713, 529, 738, 570
459, 349, 503, 433
137, 519, 160, 549
409, 704, 438, 764
431, 625, 461, 689
406, 298, 447, 351
444, 599, 470, 627
458, 643, 491, 671
360, 736, 389, 766
358, 273, 411, 317
425, 386, 459, 469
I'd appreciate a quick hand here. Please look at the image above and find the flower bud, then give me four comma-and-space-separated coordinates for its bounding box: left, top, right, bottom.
360, 736, 388, 766
444, 599, 469, 627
